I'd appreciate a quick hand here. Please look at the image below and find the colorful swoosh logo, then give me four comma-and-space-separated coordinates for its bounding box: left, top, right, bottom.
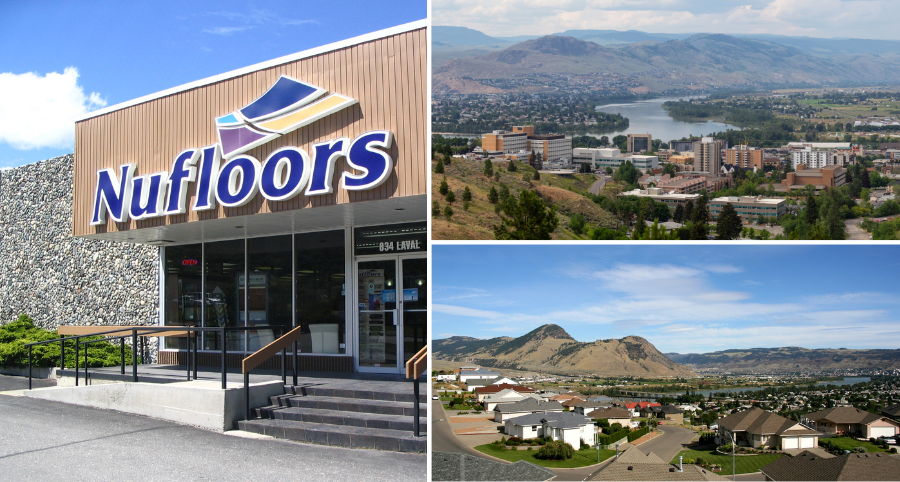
215, 75, 358, 159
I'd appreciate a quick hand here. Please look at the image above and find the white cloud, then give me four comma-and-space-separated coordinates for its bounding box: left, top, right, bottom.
431, 304, 508, 319
202, 26, 254, 35
0, 68, 106, 150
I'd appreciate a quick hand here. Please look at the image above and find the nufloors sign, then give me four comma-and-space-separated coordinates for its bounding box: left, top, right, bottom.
91, 76, 394, 225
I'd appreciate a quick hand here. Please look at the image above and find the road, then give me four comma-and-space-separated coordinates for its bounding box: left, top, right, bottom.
636, 425, 696, 462
0, 375, 425, 481
430, 397, 492, 457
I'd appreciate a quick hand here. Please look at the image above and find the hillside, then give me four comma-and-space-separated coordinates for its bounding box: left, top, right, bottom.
433, 33, 900, 93
432, 324, 697, 377
666, 347, 900, 374
431, 156, 617, 240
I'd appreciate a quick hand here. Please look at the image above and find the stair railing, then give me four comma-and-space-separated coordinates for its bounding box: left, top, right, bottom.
406, 345, 427, 437
241, 325, 304, 421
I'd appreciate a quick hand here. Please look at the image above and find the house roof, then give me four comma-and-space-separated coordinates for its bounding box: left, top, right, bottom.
507, 411, 592, 429
464, 378, 497, 388
475, 384, 535, 395
432, 451, 555, 481
562, 398, 586, 408
623, 401, 660, 409
588, 447, 726, 481
805, 407, 889, 426
574, 401, 612, 410
461, 369, 501, 377
760, 450, 900, 481
883, 403, 900, 418
586, 407, 633, 420
647, 405, 683, 415
494, 398, 563, 414
717, 408, 815, 436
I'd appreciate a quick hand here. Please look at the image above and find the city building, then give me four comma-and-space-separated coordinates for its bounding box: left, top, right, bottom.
6, 21, 428, 376
791, 147, 831, 169
481, 125, 572, 162
710, 196, 786, 221
668, 154, 695, 165
627, 133, 652, 153
459, 368, 502, 384
618, 188, 701, 210
482, 130, 528, 155
695, 137, 725, 174
670, 139, 699, 152
782, 165, 847, 191
726, 145, 763, 169
572, 148, 658, 171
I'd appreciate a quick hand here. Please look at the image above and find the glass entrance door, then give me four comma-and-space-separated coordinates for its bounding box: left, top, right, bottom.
356, 255, 427, 373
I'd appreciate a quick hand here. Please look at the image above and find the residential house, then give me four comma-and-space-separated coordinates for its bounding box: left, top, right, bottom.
804, 407, 900, 439
504, 412, 596, 448
620, 401, 660, 417
587, 446, 725, 481
493, 398, 564, 423
489, 377, 519, 386
464, 378, 495, 391
760, 450, 900, 481
716, 408, 820, 450
482, 389, 542, 411
643, 405, 685, 424
586, 407, 633, 428
474, 384, 535, 403
459, 368, 501, 384
572, 401, 612, 416
882, 403, 900, 422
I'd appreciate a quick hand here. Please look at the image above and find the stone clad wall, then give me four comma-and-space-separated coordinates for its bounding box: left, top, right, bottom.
0, 155, 159, 335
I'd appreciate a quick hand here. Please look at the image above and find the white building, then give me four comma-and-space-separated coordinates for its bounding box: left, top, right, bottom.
459, 368, 501, 384
504, 412, 596, 447
493, 399, 564, 423
791, 147, 831, 169
529, 135, 573, 162
572, 147, 658, 171
482, 389, 542, 411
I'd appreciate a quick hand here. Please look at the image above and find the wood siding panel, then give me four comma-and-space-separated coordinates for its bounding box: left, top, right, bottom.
72, 28, 426, 236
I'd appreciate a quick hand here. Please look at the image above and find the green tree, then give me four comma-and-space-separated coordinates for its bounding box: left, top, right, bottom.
684, 200, 694, 223
432, 200, 441, 217
439, 178, 449, 195
825, 202, 845, 240
443, 152, 452, 165
443, 204, 454, 219
690, 197, 709, 239
483, 159, 494, 177
673, 204, 685, 224
632, 209, 647, 239
804, 195, 818, 225
533, 169, 540, 180
494, 189, 559, 240
499, 184, 510, 202
715, 203, 743, 240
508, 160, 518, 172
605, 166, 613, 175
434, 159, 444, 174
861, 168, 871, 189
613, 160, 640, 185
662, 163, 677, 177
569, 213, 586, 235
462, 185, 472, 202
445, 190, 456, 204
488, 186, 499, 204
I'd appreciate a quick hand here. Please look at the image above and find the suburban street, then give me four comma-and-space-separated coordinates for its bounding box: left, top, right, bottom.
635, 424, 696, 462
0, 375, 425, 482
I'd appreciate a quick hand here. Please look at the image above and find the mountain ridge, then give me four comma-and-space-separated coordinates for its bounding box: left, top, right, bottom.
432, 324, 696, 377
665, 346, 900, 373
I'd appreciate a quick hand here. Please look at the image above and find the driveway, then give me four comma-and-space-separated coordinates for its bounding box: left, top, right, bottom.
845, 218, 869, 240
636, 425, 697, 462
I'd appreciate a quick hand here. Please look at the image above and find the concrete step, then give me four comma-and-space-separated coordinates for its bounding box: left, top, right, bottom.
271, 394, 426, 417
257, 405, 428, 433
237, 418, 426, 453
287, 385, 428, 404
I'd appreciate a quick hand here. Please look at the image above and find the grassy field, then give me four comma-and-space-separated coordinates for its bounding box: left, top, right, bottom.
670, 449, 784, 475
475, 443, 617, 468
823, 436, 890, 453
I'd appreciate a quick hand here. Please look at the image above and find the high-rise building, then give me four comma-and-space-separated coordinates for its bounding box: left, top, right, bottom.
726, 145, 763, 169
481, 130, 528, 155
695, 137, 725, 174
627, 133, 652, 153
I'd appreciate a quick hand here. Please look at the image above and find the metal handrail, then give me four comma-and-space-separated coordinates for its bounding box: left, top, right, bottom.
241, 326, 304, 421
405, 345, 427, 437
25, 325, 287, 390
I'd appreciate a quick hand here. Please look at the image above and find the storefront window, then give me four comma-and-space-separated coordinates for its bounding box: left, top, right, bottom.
247, 235, 293, 351
163, 244, 202, 349
204, 239, 245, 351
295, 230, 346, 354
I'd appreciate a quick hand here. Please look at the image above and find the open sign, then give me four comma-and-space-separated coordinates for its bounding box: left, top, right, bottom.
182, 259, 198, 266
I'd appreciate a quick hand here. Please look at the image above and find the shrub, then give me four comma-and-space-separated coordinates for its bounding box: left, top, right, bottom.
0, 314, 129, 368
535, 441, 574, 460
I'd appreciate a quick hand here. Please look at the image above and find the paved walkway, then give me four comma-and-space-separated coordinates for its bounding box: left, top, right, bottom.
0, 375, 424, 481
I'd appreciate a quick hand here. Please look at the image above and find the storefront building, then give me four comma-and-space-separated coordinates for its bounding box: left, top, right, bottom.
71, 21, 427, 374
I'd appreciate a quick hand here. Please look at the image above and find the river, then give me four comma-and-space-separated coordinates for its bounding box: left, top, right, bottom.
594, 96, 740, 143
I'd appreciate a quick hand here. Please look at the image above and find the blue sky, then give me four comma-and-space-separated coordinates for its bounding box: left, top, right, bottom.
435, 0, 900, 39
432, 245, 900, 353
0, 0, 426, 168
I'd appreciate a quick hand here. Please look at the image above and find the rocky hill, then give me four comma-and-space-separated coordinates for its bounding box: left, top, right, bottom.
666, 347, 900, 374
432, 324, 697, 377
433, 33, 900, 94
